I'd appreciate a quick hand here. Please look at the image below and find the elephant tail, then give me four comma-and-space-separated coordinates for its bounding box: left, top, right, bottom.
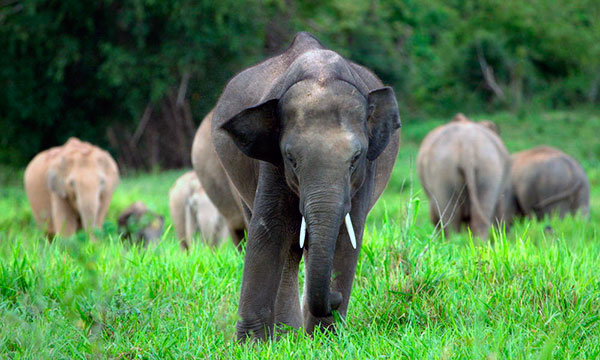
533, 157, 583, 210
461, 157, 489, 228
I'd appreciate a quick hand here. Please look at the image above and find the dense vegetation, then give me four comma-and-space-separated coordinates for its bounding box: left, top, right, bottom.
1, 0, 599, 167
1, 111, 598, 358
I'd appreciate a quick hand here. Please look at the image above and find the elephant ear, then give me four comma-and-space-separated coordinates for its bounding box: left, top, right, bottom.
366, 87, 401, 161
479, 120, 500, 135
220, 99, 282, 165
47, 167, 66, 198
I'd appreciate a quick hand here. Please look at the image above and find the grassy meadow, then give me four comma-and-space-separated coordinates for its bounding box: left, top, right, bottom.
0, 111, 599, 359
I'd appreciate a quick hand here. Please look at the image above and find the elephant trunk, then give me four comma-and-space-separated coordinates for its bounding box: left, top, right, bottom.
76, 188, 100, 232
302, 186, 349, 318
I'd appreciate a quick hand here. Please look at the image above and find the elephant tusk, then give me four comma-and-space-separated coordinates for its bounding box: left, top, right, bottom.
345, 213, 357, 249
299, 216, 306, 248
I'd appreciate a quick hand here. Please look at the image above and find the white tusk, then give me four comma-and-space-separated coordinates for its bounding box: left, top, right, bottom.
345, 213, 357, 249
299, 216, 306, 248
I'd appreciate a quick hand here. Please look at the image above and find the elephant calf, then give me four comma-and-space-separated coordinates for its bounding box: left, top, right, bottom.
169, 171, 229, 249
507, 146, 590, 220
208, 32, 401, 340
24, 137, 120, 238
417, 114, 511, 239
117, 201, 164, 245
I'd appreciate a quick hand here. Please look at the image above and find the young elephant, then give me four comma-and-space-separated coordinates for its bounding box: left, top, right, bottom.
207, 32, 401, 340
417, 114, 511, 239
24, 137, 119, 238
168, 171, 229, 249
507, 146, 590, 220
117, 201, 165, 245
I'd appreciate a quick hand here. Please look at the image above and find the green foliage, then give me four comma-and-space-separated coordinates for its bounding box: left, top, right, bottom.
0, 110, 599, 358
0, 0, 265, 166
1, 0, 599, 166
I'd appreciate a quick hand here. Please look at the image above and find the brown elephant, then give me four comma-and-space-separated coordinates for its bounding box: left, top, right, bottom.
206, 32, 401, 340
191, 111, 247, 248
417, 114, 511, 238
24, 137, 119, 238
117, 201, 165, 245
169, 171, 229, 249
506, 146, 590, 220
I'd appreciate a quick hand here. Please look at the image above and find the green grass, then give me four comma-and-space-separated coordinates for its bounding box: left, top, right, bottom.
1, 110, 599, 359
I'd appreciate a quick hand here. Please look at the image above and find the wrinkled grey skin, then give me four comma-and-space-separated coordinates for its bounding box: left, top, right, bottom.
192, 111, 247, 249
117, 201, 164, 246
506, 146, 590, 220
207, 32, 401, 340
417, 114, 511, 239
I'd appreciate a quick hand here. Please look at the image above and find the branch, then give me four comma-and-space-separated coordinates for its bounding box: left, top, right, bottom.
131, 103, 153, 146
476, 41, 506, 101
176, 71, 191, 108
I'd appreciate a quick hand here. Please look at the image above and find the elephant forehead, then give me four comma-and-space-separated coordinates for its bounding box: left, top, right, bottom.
281, 80, 366, 125
297, 128, 358, 156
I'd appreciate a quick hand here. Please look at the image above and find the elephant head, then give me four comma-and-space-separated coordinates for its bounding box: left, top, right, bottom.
118, 201, 164, 245
221, 79, 400, 317
47, 144, 115, 232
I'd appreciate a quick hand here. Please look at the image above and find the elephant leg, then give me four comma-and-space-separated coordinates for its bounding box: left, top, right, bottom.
469, 186, 498, 240
429, 202, 440, 228
51, 196, 79, 238
274, 244, 303, 330
227, 222, 246, 250
236, 165, 299, 341
182, 203, 196, 250
576, 183, 590, 218
552, 201, 570, 219
492, 199, 510, 234
229, 202, 250, 250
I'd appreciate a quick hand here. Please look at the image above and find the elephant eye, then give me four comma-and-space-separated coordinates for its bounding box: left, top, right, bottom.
285, 146, 297, 169
69, 179, 76, 187
350, 150, 362, 173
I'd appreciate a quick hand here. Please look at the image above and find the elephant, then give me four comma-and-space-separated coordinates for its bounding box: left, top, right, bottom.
191, 111, 247, 248
117, 201, 165, 245
24, 137, 119, 238
169, 171, 229, 249
506, 146, 590, 220
417, 113, 510, 239
204, 32, 401, 340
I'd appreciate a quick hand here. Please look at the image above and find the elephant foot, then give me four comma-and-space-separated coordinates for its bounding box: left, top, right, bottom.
236, 318, 274, 342
303, 310, 336, 335
274, 311, 303, 332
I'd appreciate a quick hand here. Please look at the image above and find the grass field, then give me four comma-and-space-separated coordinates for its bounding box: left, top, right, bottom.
1, 111, 599, 359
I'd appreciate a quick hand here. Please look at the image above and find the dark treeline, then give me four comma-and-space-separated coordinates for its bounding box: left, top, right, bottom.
1, 0, 599, 169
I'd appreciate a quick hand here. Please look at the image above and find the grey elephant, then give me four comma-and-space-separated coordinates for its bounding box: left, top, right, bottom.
117, 201, 164, 246
192, 111, 247, 248
417, 114, 511, 239
204, 32, 401, 340
506, 146, 589, 220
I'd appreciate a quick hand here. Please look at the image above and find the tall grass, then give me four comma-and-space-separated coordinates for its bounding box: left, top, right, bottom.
0, 111, 598, 358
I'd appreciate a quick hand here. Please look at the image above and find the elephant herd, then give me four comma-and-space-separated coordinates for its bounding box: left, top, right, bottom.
418, 113, 589, 240
23, 137, 233, 248
22, 33, 590, 341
